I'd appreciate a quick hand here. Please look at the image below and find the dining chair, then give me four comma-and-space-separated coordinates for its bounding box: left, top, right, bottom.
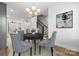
18, 30, 24, 40
10, 33, 32, 56
38, 31, 57, 56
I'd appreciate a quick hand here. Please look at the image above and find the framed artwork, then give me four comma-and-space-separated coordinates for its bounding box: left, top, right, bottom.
56, 10, 73, 28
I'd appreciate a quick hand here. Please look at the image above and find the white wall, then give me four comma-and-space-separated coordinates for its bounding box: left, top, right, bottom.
48, 2, 79, 51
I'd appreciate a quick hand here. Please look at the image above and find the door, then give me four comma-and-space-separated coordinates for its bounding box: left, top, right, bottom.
0, 3, 7, 49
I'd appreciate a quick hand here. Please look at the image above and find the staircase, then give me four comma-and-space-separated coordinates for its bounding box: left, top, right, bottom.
37, 19, 48, 39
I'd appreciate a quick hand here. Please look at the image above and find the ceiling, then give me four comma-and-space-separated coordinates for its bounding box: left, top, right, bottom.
5, 2, 52, 22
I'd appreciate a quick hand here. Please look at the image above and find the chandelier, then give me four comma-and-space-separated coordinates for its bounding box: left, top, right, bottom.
25, 6, 40, 17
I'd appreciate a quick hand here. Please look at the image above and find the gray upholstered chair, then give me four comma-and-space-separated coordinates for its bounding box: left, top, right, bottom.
18, 30, 24, 40
10, 33, 32, 56
38, 31, 57, 56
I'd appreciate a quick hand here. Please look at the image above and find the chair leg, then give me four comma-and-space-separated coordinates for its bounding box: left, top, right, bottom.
13, 51, 15, 56
18, 53, 21, 56
30, 47, 32, 56
51, 47, 53, 56
39, 46, 41, 54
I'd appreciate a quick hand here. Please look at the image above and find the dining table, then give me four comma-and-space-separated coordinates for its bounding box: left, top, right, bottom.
23, 33, 43, 55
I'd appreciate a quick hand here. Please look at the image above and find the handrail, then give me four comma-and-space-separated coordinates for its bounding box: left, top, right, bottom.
37, 21, 43, 27
37, 19, 48, 28
37, 21, 48, 32
37, 22, 44, 35
37, 19, 48, 38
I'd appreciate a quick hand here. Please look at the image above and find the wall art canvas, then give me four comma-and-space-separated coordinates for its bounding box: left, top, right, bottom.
56, 10, 73, 28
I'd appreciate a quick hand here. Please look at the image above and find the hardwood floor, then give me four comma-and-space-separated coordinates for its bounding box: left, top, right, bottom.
0, 47, 9, 56
54, 45, 79, 56
0, 45, 79, 56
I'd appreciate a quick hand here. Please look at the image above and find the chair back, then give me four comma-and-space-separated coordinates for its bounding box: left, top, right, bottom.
10, 33, 21, 51
18, 30, 24, 40
48, 31, 57, 47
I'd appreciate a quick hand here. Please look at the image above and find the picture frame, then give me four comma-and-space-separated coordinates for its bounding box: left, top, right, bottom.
56, 10, 73, 28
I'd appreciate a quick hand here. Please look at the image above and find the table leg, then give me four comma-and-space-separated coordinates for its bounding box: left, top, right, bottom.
34, 40, 36, 55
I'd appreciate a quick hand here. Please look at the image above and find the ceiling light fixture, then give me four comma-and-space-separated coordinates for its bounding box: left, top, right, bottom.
25, 6, 40, 17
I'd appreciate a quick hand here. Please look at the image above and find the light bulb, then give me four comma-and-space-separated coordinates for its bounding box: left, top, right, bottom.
34, 12, 38, 15
32, 6, 36, 11
25, 8, 30, 12
37, 9, 40, 13
29, 11, 32, 15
